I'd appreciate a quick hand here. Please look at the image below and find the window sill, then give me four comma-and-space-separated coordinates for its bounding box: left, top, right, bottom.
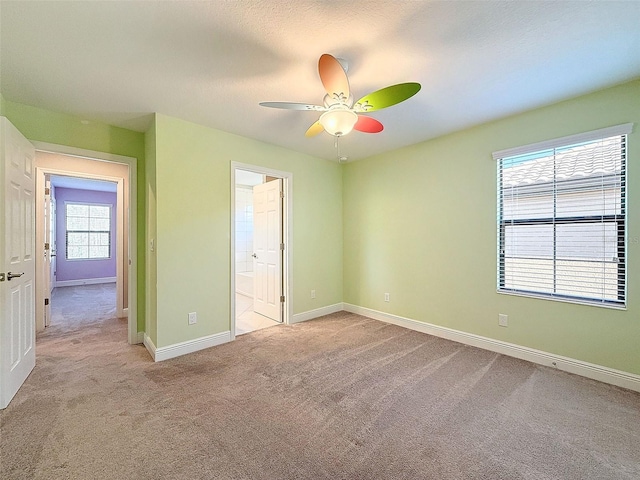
497, 289, 626, 311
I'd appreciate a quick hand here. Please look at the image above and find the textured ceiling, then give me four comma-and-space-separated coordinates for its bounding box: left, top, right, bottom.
2, 1, 640, 161
50, 175, 117, 193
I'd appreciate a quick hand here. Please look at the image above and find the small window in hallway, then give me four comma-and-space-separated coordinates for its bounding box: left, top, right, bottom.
65, 203, 111, 260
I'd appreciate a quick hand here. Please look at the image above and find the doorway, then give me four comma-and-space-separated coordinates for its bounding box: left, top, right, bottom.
231, 163, 292, 339
33, 143, 138, 344
45, 175, 119, 330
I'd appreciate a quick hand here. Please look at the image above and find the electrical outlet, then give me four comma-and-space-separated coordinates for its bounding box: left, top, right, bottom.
498, 314, 508, 327
384, 293, 390, 302
311, 290, 316, 299
188, 312, 197, 325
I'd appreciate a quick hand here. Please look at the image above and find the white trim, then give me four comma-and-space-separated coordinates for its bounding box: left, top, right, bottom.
491, 123, 634, 160
55, 277, 116, 287
230, 162, 293, 340
497, 289, 627, 310
143, 334, 156, 360
32, 142, 138, 345
135, 331, 144, 345
145, 331, 232, 362
32, 142, 136, 165
343, 303, 640, 393
292, 303, 344, 324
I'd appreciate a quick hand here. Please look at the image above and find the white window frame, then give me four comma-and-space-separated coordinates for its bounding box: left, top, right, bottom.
65, 201, 112, 261
494, 123, 633, 309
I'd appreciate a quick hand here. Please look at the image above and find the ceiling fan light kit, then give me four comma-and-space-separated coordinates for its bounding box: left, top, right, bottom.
260, 53, 421, 140
319, 109, 358, 137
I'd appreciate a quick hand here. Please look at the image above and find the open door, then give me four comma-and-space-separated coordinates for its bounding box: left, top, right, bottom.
49, 189, 56, 297
0, 117, 36, 409
43, 176, 56, 327
253, 179, 283, 322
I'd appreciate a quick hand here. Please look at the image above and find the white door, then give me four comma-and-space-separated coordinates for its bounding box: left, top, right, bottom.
253, 179, 282, 322
43, 177, 54, 326
49, 192, 57, 295
0, 118, 36, 409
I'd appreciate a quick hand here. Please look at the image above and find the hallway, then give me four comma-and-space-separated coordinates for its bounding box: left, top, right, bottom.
49, 283, 121, 333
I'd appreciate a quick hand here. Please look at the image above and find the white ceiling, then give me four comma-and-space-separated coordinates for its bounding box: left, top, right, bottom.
2, 1, 639, 161
50, 175, 117, 193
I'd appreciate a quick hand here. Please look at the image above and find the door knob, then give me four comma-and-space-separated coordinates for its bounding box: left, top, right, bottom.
7, 272, 24, 281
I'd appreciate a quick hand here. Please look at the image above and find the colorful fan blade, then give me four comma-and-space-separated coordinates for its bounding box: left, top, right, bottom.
318, 54, 350, 101
305, 121, 324, 137
354, 83, 421, 112
354, 115, 384, 133
259, 102, 325, 111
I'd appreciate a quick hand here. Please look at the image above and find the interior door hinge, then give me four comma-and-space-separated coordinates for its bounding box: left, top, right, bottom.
45, 187, 50, 195
280, 295, 285, 303
44, 298, 49, 306
44, 242, 50, 251
280, 243, 285, 250
280, 191, 284, 199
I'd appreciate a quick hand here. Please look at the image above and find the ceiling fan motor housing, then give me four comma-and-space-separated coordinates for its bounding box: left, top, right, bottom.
323, 93, 353, 108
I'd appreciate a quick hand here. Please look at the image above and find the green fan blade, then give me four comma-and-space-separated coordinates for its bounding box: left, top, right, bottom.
354, 83, 421, 112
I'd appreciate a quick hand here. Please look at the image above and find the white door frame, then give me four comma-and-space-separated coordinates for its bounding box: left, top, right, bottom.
33, 142, 138, 345
230, 162, 292, 340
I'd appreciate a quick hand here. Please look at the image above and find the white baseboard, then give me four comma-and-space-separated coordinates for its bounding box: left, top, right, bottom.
55, 277, 116, 287
292, 303, 344, 324
343, 303, 640, 393
135, 331, 144, 345
144, 331, 232, 362
143, 333, 156, 360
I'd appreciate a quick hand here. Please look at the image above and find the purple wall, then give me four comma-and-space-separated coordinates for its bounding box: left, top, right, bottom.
55, 187, 117, 282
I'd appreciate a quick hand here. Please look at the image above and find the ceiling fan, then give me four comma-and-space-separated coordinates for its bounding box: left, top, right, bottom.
259, 54, 421, 138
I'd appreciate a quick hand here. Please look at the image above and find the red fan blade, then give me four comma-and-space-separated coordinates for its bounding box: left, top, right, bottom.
305, 121, 324, 137
318, 54, 350, 101
354, 115, 383, 133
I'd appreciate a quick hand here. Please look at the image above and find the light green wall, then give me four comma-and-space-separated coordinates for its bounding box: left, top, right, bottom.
145, 116, 158, 345
2, 99, 146, 332
151, 114, 343, 348
5, 80, 638, 376
343, 79, 640, 375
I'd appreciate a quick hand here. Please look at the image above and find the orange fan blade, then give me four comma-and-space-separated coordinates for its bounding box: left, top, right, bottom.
318, 54, 350, 101
354, 115, 383, 133
305, 121, 324, 137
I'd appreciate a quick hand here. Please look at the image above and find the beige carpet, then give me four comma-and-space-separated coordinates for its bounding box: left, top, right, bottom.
1, 285, 639, 479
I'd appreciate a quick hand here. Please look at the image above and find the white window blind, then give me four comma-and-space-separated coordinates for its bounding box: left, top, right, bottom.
496, 126, 630, 307
66, 203, 111, 260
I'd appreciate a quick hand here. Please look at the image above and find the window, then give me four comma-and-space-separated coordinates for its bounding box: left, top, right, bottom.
65, 203, 111, 260
495, 124, 631, 307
